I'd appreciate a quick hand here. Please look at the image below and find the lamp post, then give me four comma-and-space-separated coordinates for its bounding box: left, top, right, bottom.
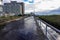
33, 2, 35, 16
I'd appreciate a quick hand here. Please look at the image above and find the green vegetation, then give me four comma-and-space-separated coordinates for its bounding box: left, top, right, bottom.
0, 16, 21, 22
24, 14, 31, 16
0, 15, 21, 30
38, 15, 60, 30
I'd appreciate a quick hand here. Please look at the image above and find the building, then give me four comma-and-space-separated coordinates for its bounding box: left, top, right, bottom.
3, 1, 24, 16
0, 0, 3, 16
0, 0, 3, 12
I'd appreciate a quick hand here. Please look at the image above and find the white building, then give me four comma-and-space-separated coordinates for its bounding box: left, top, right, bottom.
0, 0, 3, 16
3, 1, 24, 16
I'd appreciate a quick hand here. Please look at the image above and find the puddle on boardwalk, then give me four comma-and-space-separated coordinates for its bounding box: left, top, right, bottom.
0, 16, 38, 40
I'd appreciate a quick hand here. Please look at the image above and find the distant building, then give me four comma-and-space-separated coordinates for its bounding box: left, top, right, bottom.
0, 0, 3, 16
0, 5, 3, 12
3, 1, 24, 16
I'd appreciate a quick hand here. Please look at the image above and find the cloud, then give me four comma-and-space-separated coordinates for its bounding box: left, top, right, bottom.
25, 0, 60, 13
25, 3, 34, 13
34, 0, 60, 11
3, 0, 60, 13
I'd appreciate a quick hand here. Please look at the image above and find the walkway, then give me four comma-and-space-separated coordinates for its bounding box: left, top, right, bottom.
0, 16, 47, 40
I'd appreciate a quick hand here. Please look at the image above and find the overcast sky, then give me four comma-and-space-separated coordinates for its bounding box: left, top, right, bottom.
2, 0, 60, 13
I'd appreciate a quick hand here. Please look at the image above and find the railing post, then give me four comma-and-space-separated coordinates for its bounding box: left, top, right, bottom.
46, 25, 47, 37
40, 20, 41, 26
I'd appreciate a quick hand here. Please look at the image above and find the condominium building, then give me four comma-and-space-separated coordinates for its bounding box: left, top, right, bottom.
0, 0, 3, 16
3, 1, 24, 16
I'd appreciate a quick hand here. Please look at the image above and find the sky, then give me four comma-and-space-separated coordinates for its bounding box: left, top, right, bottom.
2, 0, 60, 13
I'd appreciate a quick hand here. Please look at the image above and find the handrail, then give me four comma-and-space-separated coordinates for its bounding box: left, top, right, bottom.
36, 17, 60, 40
38, 19, 60, 34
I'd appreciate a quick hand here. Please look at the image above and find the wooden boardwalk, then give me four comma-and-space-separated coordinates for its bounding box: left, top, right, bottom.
0, 16, 47, 40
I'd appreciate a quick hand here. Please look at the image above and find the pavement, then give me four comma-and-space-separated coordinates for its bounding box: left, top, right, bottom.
0, 16, 47, 40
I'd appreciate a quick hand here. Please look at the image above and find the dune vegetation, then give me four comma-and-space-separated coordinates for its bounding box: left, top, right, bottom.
39, 15, 60, 30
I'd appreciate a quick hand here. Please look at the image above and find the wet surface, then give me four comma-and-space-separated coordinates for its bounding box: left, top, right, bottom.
0, 16, 48, 40
0, 16, 41, 40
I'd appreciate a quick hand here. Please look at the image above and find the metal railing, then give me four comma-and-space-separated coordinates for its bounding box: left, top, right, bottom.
37, 18, 60, 40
